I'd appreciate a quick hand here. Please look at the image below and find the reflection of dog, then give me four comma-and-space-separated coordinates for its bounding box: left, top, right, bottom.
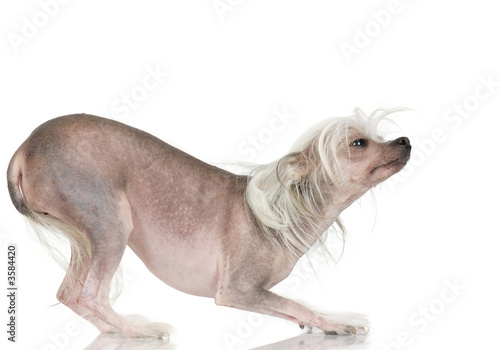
252, 332, 367, 350
7, 108, 410, 338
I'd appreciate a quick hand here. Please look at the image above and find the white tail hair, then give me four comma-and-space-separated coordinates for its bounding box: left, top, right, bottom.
24, 210, 93, 296
244, 107, 406, 261
23, 209, 124, 303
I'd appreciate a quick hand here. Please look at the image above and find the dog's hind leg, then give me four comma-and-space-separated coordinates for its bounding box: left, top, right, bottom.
53, 192, 169, 338
56, 247, 120, 333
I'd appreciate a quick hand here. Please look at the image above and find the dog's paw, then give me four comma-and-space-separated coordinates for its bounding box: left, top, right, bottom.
324, 325, 355, 336
324, 324, 368, 336
318, 312, 369, 336
122, 315, 172, 339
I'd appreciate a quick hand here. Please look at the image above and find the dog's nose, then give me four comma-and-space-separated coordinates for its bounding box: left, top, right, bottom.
393, 136, 411, 149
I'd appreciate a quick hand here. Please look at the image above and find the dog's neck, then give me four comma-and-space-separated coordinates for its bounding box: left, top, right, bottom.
300, 183, 371, 253
326, 185, 370, 217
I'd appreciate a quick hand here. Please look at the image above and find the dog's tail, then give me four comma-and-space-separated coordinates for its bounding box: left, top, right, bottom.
6, 151, 104, 301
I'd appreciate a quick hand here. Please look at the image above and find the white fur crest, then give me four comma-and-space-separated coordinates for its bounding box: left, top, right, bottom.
244, 107, 406, 260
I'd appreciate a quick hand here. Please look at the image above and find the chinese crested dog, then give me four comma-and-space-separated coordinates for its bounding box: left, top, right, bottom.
7, 108, 411, 338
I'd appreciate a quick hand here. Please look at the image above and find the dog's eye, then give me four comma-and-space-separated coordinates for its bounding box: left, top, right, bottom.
351, 139, 367, 147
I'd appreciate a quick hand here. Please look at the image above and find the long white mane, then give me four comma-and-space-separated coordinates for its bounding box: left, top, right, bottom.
244, 107, 405, 261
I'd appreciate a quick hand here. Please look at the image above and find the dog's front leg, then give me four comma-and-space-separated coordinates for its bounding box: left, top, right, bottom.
215, 287, 366, 335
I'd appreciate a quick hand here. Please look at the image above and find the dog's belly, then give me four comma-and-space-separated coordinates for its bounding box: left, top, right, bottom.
121, 147, 240, 299
127, 226, 220, 298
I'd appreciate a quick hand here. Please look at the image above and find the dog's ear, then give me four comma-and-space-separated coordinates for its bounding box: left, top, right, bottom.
278, 152, 313, 183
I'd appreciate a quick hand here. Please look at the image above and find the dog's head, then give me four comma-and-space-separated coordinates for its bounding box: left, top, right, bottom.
245, 108, 411, 260
285, 108, 411, 194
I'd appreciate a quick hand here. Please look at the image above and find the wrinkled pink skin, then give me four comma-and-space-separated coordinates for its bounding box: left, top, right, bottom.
7, 114, 410, 337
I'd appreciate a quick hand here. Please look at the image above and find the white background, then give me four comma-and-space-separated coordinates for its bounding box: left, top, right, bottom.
1, 1, 499, 349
